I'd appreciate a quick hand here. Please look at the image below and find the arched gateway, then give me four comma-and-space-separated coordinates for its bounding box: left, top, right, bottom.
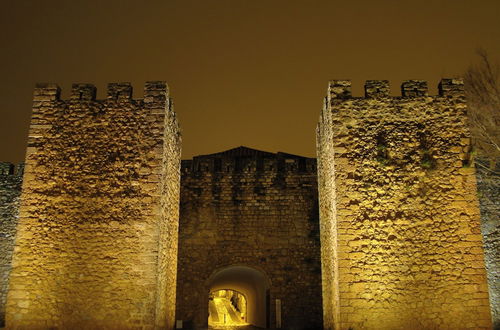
175, 147, 323, 329
207, 265, 270, 328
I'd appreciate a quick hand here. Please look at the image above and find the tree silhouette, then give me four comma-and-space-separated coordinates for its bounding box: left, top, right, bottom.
464, 49, 500, 168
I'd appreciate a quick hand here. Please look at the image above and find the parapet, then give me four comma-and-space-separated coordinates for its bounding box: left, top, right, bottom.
181, 147, 316, 176
33, 83, 61, 102
71, 84, 97, 101
328, 80, 352, 100
365, 80, 390, 98
107, 83, 133, 100
144, 81, 168, 104
0, 162, 24, 176
438, 78, 464, 96
401, 80, 428, 97
328, 78, 464, 100
32, 81, 170, 103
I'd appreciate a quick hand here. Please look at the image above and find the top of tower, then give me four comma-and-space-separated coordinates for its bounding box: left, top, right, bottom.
327, 78, 464, 100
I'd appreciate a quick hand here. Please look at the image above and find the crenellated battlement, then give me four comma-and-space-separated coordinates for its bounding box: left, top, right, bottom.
144, 81, 168, 105
71, 83, 97, 101
7, 79, 181, 329
107, 83, 133, 100
328, 78, 464, 100
438, 78, 465, 96
181, 146, 316, 176
401, 79, 428, 97
33, 83, 61, 102
328, 80, 352, 100
317, 77, 492, 330
0, 162, 24, 176
364, 80, 390, 98
33, 81, 170, 104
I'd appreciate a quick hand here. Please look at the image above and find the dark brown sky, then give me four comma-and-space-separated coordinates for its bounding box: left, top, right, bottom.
1, 0, 499, 163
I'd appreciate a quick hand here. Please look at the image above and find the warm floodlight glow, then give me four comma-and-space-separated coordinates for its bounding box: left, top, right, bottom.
208, 289, 248, 327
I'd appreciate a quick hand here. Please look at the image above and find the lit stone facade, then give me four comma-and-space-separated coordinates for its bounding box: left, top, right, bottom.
176, 147, 323, 329
317, 79, 493, 329
0, 163, 23, 326
5, 82, 181, 329
0, 77, 497, 329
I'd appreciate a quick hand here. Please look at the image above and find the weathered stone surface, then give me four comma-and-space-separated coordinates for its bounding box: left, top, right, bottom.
476, 158, 500, 329
5, 82, 181, 329
176, 147, 323, 329
317, 79, 492, 330
0, 76, 497, 329
0, 163, 23, 327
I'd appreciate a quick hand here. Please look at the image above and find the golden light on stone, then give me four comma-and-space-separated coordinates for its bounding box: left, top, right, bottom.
317, 79, 492, 329
176, 150, 322, 329
4, 82, 181, 329
0, 78, 495, 329
209, 289, 248, 327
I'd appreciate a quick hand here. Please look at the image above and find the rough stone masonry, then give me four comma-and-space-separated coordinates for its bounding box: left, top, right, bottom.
176, 147, 323, 329
4, 82, 181, 329
317, 79, 493, 330
0, 162, 23, 327
0, 78, 498, 330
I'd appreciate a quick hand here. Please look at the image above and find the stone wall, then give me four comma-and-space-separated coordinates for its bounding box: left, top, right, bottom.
476, 158, 500, 329
5, 82, 181, 329
317, 97, 340, 330
317, 79, 492, 329
175, 146, 323, 329
0, 163, 23, 326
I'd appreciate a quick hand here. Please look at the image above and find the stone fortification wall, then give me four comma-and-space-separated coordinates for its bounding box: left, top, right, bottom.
317, 98, 340, 330
317, 79, 492, 329
0, 163, 23, 326
5, 82, 181, 329
176, 146, 322, 329
476, 158, 500, 329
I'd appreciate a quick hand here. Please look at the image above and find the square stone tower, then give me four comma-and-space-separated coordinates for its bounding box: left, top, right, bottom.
317, 79, 492, 329
5, 82, 181, 329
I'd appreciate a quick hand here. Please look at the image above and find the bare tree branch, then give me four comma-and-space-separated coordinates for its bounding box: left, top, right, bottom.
464, 49, 500, 167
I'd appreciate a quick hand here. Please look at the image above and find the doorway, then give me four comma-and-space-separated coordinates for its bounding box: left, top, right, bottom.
209, 289, 247, 326
206, 265, 270, 328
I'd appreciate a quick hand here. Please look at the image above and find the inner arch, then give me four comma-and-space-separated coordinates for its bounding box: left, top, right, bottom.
206, 265, 270, 328
209, 289, 247, 326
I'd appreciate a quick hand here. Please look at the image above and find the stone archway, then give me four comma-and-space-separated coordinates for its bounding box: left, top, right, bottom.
209, 289, 247, 326
206, 265, 270, 328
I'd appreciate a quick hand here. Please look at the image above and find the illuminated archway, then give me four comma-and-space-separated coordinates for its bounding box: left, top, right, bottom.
209, 289, 247, 326
206, 265, 270, 328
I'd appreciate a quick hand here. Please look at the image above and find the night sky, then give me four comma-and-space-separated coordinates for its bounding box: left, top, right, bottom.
1, 0, 499, 163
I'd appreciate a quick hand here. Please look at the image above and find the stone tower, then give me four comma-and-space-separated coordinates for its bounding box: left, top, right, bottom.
5, 82, 181, 329
316, 79, 492, 329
